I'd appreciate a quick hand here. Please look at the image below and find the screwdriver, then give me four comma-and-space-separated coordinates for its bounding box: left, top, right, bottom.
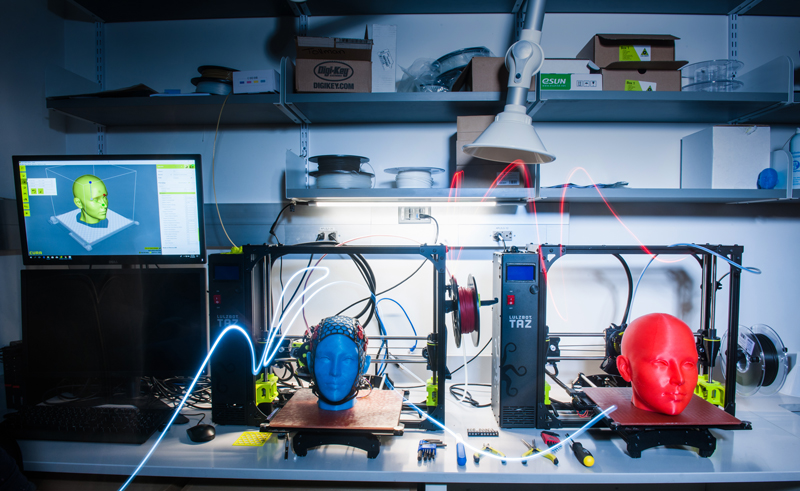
521, 438, 558, 465
565, 433, 594, 467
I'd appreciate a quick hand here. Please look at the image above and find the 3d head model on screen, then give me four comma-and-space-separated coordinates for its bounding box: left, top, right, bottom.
304, 316, 370, 411
72, 175, 108, 224
616, 313, 699, 415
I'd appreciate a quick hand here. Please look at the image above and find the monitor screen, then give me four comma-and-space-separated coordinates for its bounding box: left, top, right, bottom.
12, 154, 206, 265
22, 268, 208, 405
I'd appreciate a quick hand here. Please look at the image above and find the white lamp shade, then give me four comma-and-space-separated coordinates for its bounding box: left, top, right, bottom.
462, 105, 556, 164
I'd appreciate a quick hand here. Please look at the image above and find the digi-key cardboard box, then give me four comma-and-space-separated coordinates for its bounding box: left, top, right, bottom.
453, 57, 596, 92
577, 34, 679, 67
681, 125, 770, 189
295, 36, 372, 93
455, 115, 525, 188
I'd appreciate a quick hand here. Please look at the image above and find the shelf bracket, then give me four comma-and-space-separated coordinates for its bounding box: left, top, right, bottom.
728, 14, 738, 63
300, 123, 310, 189
95, 21, 105, 154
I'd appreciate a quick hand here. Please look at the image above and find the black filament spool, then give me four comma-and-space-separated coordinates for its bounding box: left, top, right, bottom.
754, 333, 780, 387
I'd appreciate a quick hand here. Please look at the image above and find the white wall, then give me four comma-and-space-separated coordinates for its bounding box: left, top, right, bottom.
3, 5, 800, 399
0, 1, 67, 358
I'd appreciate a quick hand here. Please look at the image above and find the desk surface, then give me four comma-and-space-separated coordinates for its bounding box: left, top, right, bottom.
16, 389, 800, 486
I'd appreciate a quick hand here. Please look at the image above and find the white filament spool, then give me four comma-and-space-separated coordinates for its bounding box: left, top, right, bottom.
385, 167, 445, 189
315, 171, 374, 189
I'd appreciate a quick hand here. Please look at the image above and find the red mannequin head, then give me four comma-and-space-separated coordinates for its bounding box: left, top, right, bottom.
616, 313, 698, 415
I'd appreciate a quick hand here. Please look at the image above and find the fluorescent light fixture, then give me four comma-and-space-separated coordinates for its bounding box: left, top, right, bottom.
462, 0, 555, 165
309, 200, 504, 208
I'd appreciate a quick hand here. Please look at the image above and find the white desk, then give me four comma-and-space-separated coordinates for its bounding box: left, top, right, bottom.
16, 390, 800, 489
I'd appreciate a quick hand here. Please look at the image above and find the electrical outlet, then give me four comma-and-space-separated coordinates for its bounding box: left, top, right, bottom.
493, 230, 513, 241
318, 227, 337, 242
398, 206, 431, 223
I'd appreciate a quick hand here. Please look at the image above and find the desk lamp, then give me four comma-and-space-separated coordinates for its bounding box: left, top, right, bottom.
462, 0, 555, 164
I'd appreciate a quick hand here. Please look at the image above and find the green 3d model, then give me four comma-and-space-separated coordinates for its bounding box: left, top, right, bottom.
72, 175, 108, 224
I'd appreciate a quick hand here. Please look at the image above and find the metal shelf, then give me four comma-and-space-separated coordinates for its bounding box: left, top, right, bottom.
745, 93, 800, 124
61, 0, 798, 22
529, 90, 789, 123
286, 91, 507, 124
286, 187, 794, 204
46, 93, 287, 126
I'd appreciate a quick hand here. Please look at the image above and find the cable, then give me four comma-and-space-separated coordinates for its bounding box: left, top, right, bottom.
668, 243, 762, 275
612, 253, 633, 327
450, 338, 491, 375
627, 243, 762, 324
449, 383, 491, 408
210, 92, 236, 249
376, 297, 418, 351
269, 202, 295, 245
627, 254, 657, 325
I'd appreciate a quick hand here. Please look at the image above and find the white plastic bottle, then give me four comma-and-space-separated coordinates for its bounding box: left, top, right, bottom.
792, 128, 800, 189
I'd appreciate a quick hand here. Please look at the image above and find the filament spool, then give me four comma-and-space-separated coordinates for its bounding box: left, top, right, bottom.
309, 155, 374, 189
450, 275, 481, 348
385, 167, 445, 189
720, 324, 789, 397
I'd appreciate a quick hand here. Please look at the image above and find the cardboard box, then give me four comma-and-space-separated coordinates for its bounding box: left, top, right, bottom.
232, 69, 280, 94
599, 65, 684, 91
681, 125, 770, 189
577, 34, 679, 67
371, 24, 396, 92
454, 116, 525, 188
452, 57, 534, 92
295, 36, 372, 93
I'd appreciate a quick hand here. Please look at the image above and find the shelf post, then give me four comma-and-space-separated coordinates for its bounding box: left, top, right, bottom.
95, 21, 105, 154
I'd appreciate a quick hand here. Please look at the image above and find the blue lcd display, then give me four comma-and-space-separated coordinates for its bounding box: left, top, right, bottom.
214, 265, 240, 281
507, 264, 535, 282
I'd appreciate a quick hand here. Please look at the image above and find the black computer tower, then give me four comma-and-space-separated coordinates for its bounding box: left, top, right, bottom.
491, 250, 551, 428
208, 252, 268, 426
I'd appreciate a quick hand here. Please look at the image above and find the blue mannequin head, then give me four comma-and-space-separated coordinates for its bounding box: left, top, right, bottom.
307, 316, 370, 411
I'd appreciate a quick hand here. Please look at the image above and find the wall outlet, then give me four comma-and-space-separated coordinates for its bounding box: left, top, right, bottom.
398, 206, 431, 223
318, 227, 338, 242
493, 230, 513, 241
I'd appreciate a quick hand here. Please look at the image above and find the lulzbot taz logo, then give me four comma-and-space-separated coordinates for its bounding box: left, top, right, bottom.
216, 314, 239, 328
314, 61, 353, 81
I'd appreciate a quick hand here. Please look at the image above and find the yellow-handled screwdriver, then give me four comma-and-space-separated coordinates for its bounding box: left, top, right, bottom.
566, 433, 594, 467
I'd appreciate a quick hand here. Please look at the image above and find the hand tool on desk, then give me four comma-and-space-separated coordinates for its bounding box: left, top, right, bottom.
565, 433, 594, 467
540, 430, 562, 452
473, 443, 506, 464
417, 439, 445, 461
521, 438, 558, 465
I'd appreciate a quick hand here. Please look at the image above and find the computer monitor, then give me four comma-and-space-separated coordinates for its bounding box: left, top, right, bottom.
21, 268, 208, 406
12, 154, 206, 265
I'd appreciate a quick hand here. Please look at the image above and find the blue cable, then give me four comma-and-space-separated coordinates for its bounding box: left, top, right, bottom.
668, 243, 762, 275
376, 297, 418, 352
627, 243, 762, 324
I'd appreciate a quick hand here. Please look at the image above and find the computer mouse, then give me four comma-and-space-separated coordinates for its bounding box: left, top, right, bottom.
186, 424, 216, 443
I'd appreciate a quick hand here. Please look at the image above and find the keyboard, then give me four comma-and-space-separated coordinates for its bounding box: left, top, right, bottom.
0, 404, 173, 444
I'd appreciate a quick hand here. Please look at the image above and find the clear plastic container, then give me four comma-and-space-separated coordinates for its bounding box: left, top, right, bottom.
681, 59, 744, 92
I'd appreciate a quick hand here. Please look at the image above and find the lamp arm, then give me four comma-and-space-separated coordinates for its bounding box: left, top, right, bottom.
504, 28, 544, 107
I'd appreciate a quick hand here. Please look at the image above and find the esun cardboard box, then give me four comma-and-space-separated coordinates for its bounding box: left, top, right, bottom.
681, 125, 770, 189
455, 115, 525, 188
295, 36, 372, 93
